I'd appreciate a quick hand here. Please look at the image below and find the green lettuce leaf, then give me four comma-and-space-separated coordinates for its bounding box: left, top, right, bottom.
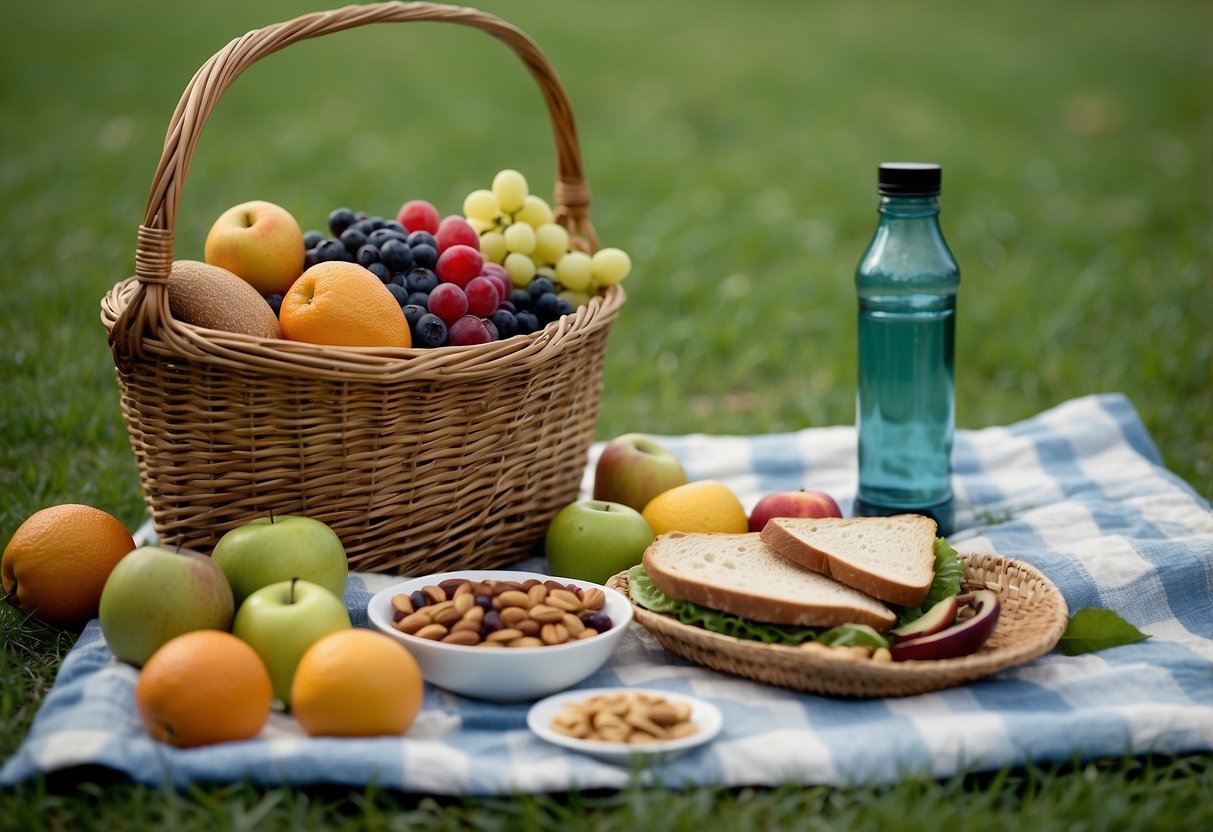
816, 623, 890, 649
626, 566, 891, 647
895, 537, 965, 626
1057, 608, 1150, 655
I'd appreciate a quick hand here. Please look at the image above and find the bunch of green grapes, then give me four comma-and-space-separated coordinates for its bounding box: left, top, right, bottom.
462, 169, 632, 304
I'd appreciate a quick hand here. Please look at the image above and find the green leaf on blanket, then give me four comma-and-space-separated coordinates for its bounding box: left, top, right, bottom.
1057, 608, 1150, 655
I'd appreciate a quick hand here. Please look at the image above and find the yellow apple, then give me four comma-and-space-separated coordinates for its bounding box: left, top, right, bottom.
204, 200, 305, 296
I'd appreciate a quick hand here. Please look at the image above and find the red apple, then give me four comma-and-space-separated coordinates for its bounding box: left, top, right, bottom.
747, 489, 842, 533
593, 434, 689, 513
890, 595, 959, 640
890, 590, 1001, 661
204, 200, 304, 296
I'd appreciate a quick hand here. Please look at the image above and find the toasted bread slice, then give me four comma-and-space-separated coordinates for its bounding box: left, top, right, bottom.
760, 515, 937, 607
641, 532, 897, 631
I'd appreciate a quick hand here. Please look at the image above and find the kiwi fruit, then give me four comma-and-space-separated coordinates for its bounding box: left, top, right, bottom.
167, 260, 283, 339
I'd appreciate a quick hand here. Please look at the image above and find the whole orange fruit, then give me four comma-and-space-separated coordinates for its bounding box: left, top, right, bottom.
279, 261, 411, 348
2, 504, 135, 628
290, 628, 423, 737
135, 629, 273, 748
641, 480, 750, 536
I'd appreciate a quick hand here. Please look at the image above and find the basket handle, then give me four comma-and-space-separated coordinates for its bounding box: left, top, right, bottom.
112, 1, 595, 355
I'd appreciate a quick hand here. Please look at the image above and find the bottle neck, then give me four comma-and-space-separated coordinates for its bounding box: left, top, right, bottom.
878, 194, 940, 218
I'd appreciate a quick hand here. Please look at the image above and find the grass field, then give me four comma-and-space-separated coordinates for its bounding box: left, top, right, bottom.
1, 0, 1210, 828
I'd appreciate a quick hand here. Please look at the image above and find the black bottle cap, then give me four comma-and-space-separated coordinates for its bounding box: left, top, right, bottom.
878, 162, 941, 196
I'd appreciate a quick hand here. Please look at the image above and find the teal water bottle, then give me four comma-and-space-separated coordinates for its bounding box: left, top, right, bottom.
854, 162, 959, 534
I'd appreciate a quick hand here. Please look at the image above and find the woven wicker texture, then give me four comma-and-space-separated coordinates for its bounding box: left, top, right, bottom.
100, 2, 624, 573
606, 552, 1070, 698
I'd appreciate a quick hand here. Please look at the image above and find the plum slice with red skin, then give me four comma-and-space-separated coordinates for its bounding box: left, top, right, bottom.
890, 590, 1001, 662
890, 595, 959, 640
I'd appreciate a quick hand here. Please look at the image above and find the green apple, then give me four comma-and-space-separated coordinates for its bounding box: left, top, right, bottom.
98, 545, 234, 666
203, 199, 305, 296
545, 499, 656, 585
232, 578, 351, 706
592, 433, 689, 512
211, 515, 348, 605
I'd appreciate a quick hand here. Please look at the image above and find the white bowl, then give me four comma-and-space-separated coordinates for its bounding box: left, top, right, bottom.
527, 687, 723, 764
366, 569, 633, 702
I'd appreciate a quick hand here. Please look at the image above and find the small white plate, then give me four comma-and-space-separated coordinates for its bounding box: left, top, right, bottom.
526, 687, 722, 764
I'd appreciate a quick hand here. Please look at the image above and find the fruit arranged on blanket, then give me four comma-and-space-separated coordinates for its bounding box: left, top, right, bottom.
545, 501, 655, 585
641, 480, 750, 536
2, 503, 135, 629
211, 514, 349, 605
290, 629, 424, 737
232, 578, 351, 706
204, 199, 305, 296
279, 261, 411, 348
135, 629, 273, 748
747, 489, 843, 533
98, 545, 235, 666
592, 433, 690, 513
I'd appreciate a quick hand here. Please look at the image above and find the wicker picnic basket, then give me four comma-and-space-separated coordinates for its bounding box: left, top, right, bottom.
607, 552, 1070, 698
100, 2, 625, 574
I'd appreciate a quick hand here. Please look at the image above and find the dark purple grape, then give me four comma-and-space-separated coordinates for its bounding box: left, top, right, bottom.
340, 227, 368, 253
409, 590, 427, 609
407, 230, 437, 249
379, 239, 414, 272
356, 244, 380, 267
405, 267, 439, 295
368, 227, 404, 247
527, 276, 557, 301
515, 310, 540, 334
327, 207, 356, 237
580, 611, 612, 633
474, 595, 493, 611
386, 283, 409, 306
412, 313, 448, 348
482, 609, 504, 633
509, 289, 533, 311
315, 239, 347, 263
410, 243, 438, 270
488, 309, 518, 339
402, 303, 428, 330
535, 292, 564, 322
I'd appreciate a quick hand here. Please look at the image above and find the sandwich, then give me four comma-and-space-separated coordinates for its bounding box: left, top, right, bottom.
628, 515, 966, 652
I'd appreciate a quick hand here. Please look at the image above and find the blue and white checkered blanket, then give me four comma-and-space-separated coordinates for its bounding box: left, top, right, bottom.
3, 393, 1211, 791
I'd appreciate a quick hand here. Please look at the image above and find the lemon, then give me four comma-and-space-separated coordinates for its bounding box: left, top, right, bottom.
641, 480, 749, 536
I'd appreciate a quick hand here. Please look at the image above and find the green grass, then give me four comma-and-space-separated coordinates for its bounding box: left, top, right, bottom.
1, 0, 1210, 827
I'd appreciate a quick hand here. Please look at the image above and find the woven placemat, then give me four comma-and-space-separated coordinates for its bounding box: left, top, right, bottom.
606, 552, 1070, 698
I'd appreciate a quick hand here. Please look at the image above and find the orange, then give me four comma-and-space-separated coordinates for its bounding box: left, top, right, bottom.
135, 629, 273, 748
641, 480, 750, 536
2, 503, 135, 628
278, 261, 411, 348
290, 629, 423, 737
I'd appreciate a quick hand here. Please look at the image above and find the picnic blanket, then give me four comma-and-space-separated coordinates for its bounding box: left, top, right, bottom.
3, 393, 1211, 792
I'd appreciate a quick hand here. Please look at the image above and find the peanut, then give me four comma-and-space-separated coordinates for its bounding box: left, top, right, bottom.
414, 623, 448, 640
551, 691, 699, 745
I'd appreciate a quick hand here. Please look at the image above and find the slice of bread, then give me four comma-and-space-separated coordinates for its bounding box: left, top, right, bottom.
641, 532, 897, 631
760, 515, 937, 607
